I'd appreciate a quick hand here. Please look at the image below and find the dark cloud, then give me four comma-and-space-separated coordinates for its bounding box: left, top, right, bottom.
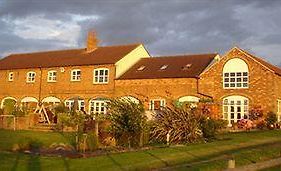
0, 0, 281, 65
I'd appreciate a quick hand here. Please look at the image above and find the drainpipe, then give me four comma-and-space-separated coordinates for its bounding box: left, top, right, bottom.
38, 67, 43, 105
196, 77, 213, 99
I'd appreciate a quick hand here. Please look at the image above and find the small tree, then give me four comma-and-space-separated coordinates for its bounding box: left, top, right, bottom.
107, 98, 146, 148
54, 102, 87, 151
265, 111, 277, 129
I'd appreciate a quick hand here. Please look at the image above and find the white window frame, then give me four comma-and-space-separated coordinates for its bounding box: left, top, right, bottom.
223, 96, 249, 126
89, 100, 107, 115
26, 71, 36, 83
223, 72, 249, 89
8, 72, 14, 81
277, 100, 281, 122
65, 99, 85, 111
71, 69, 81, 82
47, 70, 57, 82
93, 68, 109, 84
149, 99, 166, 111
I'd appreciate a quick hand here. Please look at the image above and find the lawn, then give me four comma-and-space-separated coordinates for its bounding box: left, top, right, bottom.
0, 129, 281, 170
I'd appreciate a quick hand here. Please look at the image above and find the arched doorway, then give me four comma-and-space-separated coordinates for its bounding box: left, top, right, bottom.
223, 95, 249, 126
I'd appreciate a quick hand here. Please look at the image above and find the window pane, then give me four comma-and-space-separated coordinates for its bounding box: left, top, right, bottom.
224, 73, 229, 77
230, 78, 235, 82
224, 78, 229, 82
230, 73, 235, 77
243, 72, 248, 76
236, 72, 242, 76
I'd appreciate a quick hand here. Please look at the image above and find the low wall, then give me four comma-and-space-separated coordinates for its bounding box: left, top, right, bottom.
0, 114, 39, 130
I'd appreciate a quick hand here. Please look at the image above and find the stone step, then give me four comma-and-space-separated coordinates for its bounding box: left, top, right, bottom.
29, 124, 57, 131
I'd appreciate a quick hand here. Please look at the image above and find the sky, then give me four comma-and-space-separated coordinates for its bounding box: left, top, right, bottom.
0, 0, 281, 66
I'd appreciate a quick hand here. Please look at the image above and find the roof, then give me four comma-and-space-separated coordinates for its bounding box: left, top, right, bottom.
118, 53, 217, 80
0, 44, 140, 70
238, 48, 281, 76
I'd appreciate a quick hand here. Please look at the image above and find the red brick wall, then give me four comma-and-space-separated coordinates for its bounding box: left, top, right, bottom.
0, 64, 116, 108
199, 48, 280, 115
115, 78, 201, 109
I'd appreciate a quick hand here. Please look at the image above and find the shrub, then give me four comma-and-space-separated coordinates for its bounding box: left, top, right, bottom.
265, 112, 277, 129
17, 137, 43, 152
107, 98, 146, 148
200, 118, 227, 140
151, 106, 203, 144
249, 106, 263, 121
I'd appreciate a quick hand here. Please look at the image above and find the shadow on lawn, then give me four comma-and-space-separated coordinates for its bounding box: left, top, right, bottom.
159, 140, 281, 170
28, 154, 41, 171
11, 153, 20, 171
106, 154, 125, 171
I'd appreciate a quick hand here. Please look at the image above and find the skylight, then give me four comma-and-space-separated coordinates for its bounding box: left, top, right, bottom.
182, 64, 192, 70
137, 65, 146, 71
160, 65, 168, 70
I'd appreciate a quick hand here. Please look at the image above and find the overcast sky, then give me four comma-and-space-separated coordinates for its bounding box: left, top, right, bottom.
1, 0, 281, 66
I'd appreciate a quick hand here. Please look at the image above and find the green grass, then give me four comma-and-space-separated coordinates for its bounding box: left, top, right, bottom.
0, 129, 281, 170
0, 129, 72, 150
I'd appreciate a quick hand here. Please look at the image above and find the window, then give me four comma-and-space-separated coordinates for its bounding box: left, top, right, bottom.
223, 96, 249, 126
182, 64, 192, 70
93, 68, 109, 84
71, 69, 81, 81
278, 100, 281, 122
178, 96, 200, 108
137, 65, 146, 71
89, 100, 107, 115
223, 72, 248, 88
160, 65, 168, 70
47, 71, 57, 82
8, 72, 14, 81
223, 58, 249, 89
26, 71, 36, 83
65, 99, 85, 111
149, 99, 165, 110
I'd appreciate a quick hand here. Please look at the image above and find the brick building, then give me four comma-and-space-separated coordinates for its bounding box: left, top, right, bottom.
1, 33, 281, 126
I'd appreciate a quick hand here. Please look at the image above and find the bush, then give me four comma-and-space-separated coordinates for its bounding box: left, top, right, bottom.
200, 118, 227, 140
107, 98, 146, 148
265, 112, 277, 129
151, 106, 203, 144
249, 106, 263, 121
17, 137, 43, 151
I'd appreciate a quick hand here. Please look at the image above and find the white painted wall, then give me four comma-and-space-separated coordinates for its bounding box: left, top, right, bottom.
115, 44, 150, 78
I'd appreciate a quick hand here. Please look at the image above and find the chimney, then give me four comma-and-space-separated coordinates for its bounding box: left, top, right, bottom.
86, 31, 98, 52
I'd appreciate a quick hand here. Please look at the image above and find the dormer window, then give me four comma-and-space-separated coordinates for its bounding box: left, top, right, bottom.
137, 65, 146, 71
182, 64, 192, 70
160, 65, 168, 70
26, 71, 36, 83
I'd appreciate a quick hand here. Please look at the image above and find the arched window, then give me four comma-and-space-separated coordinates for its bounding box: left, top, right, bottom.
65, 97, 85, 111
89, 98, 107, 115
223, 95, 249, 126
178, 96, 200, 108
1, 97, 17, 109
42, 96, 61, 105
223, 58, 249, 89
120, 96, 140, 104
